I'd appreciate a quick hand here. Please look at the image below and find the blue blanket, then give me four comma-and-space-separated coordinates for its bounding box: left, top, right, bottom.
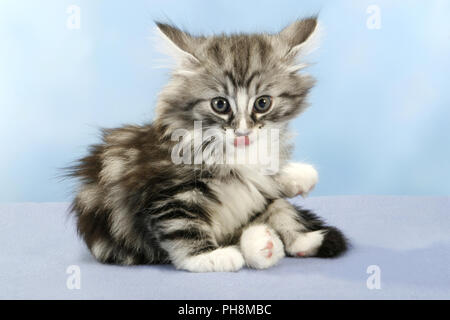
1, 196, 449, 299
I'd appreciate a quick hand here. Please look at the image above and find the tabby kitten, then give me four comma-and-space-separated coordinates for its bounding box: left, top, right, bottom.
69, 17, 347, 272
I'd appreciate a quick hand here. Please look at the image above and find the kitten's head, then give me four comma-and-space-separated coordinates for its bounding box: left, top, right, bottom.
153, 17, 321, 168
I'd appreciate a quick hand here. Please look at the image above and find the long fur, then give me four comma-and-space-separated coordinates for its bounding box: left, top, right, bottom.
67, 17, 348, 271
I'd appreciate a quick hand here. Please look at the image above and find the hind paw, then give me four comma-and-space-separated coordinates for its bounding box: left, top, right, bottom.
286, 230, 326, 257
240, 225, 285, 269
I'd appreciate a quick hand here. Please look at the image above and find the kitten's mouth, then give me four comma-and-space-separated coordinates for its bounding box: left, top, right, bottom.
234, 136, 251, 147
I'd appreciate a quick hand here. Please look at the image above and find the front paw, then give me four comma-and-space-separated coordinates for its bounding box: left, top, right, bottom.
278, 163, 318, 198
178, 247, 245, 272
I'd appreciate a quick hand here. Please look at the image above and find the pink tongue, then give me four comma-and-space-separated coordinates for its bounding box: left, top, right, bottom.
234, 136, 250, 147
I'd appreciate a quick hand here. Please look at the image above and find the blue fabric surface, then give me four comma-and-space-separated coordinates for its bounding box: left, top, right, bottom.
1, 196, 449, 299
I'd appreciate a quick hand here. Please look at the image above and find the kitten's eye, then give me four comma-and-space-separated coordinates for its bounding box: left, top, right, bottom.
253, 96, 272, 113
211, 97, 230, 114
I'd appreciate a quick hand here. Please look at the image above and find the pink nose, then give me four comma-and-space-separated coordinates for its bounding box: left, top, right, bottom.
234, 136, 250, 147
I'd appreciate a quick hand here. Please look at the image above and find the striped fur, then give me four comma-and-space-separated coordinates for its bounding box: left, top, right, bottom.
68, 17, 347, 271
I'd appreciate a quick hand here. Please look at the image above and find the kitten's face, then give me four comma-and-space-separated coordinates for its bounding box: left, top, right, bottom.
154, 18, 320, 163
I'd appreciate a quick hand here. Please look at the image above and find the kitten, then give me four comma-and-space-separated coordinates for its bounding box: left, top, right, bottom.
68, 17, 348, 272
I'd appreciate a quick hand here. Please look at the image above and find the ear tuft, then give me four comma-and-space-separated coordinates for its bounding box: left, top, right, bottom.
280, 17, 318, 48
155, 22, 192, 53
279, 17, 323, 60
154, 21, 200, 68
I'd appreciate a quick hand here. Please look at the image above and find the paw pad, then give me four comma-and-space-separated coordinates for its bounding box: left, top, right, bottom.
262, 240, 274, 258
240, 225, 285, 269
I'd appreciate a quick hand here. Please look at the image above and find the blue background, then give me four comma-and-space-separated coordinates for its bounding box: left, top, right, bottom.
1, 0, 449, 202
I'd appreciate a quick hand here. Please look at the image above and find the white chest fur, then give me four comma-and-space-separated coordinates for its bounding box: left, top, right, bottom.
206, 167, 280, 243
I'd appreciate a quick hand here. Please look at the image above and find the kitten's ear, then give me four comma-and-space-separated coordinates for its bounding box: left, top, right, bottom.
155, 22, 201, 68
277, 17, 322, 68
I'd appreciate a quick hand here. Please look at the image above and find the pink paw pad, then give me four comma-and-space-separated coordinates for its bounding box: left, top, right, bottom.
262, 240, 274, 258
296, 252, 306, 257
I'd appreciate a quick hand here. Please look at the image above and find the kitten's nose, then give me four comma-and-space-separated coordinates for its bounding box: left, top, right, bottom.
235, 129, 251, 137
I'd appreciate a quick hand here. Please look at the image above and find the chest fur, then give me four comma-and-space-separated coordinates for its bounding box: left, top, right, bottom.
206, 170, 279, 243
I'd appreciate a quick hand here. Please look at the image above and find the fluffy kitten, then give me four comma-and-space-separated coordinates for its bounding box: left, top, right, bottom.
68, 17, 348, 272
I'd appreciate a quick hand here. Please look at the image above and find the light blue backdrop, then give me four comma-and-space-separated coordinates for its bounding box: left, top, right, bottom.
1, 0, 449, 202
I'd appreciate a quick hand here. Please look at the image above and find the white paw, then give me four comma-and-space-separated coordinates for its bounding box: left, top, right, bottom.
286, 230, 326, 257
278, 163, 318, 198
240, 225, 285, 269
178, 246, 244, 272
